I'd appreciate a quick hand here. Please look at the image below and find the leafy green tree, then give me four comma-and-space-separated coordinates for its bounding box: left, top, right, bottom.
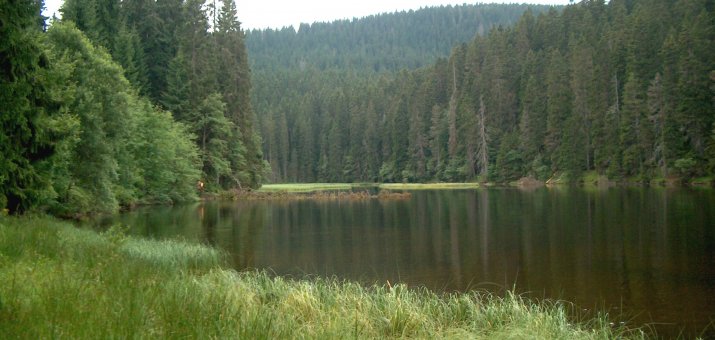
194, 93, 232, 189
45, 22, 133, 213
42, 22, 201, 215
129, 101, 201, 203
495, 132, 524, 182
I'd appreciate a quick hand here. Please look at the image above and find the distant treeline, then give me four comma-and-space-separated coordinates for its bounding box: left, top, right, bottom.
256, 0, 714, 183
246, 4, 553, 72
1, 0, 265, 215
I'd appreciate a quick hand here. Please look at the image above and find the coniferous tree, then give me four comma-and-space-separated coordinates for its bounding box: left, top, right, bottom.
43, 22, 201, 214
544, 49, 571, 175
1, 0, 59, 213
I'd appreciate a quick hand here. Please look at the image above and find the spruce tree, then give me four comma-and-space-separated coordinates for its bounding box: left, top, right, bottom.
0, 0, 58, 213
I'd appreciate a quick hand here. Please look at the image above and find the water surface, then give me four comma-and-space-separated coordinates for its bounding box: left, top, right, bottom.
94, 187, 715, 337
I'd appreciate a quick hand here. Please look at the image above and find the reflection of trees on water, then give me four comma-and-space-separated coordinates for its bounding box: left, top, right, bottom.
479, 190, 490, 284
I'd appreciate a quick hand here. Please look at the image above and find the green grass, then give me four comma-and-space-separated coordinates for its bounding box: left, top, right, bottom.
0, 216, 645, 339
379, 183, 480, 190
690, 176, 714, 186
259, 183, 481, 193
258, 183, 354, 192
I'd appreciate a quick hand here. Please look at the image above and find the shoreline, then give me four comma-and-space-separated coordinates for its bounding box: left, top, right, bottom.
0, 215, 645, 338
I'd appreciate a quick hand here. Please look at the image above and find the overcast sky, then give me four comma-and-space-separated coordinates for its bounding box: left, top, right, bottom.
43, 0, 570, 30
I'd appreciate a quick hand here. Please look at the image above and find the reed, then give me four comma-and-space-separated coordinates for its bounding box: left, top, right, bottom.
0, 216, 645, 339
225, 188, 411, 201
379, 183, 480, 190
258, 183, 354, 193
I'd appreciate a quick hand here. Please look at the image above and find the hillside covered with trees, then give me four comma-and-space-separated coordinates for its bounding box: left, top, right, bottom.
3, 0, 713, 217
248, 3, 556, 182
1, 0, 266, 215
255, 0, 714, 184
246, 4, 552, 72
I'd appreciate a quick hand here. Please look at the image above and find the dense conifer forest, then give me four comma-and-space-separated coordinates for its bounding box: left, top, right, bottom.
253, 0, 714, 184
246, 4, 551, 72
1, 0, 266, 215
2, 0, 714, 215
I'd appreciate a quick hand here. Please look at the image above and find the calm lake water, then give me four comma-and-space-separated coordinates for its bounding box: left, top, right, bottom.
93, 187, 715, 337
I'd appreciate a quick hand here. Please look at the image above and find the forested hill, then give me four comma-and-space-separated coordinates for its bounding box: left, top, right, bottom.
250, 4, 558, 182
246, 4, 554, 72
257, 0, 715, 184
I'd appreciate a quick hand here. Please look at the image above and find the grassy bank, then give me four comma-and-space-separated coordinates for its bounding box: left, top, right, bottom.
259, 183, 480, 193
258, 183, 355, 192
544, 171, 715, 188
379, 183, 480, 190
223, 189, 411, 201
0, 216, 643, 338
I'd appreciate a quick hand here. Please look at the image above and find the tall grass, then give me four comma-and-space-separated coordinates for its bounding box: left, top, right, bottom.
259, 183, 481, 193
0, 216, 645, 338
379, 183, 480, 190
258, 183, 354, 192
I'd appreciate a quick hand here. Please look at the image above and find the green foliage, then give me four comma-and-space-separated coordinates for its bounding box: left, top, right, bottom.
246, 4, 551, 72
12, 22, 201, 216
528, 155, 551, 181
44, 22, 132, 213
130, 103, 201, 203
251, 5, 551, 184
0, 0, 59, 213
253, 0, 714, 184
60, 0, 266, 192
494, 133, 524, 182
674, 156, 697, 179
195, 93, 233, 189
379, 162, 397, 183
709, 119, 715, 174
4, 0, 259, 215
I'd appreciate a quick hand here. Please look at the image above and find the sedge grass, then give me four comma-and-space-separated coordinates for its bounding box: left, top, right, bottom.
0, 215, 645, 339
259, 183, 480, 193
379, 183, 480, 190
258, 183, 354, 193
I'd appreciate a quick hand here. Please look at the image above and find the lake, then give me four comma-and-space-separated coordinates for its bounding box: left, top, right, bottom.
92, 187, 715, 337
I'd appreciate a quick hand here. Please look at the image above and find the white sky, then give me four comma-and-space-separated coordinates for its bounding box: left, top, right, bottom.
43, 0, 570, 30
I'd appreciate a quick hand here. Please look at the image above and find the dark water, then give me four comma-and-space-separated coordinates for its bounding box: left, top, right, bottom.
93, 187, 715, 337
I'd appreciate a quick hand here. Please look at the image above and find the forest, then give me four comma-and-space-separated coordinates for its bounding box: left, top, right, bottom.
245, 4, 553, 72
3, 2, 714, 338
2, 0, 714, 215
1, 0, 266, 215
254, 0, 715, 184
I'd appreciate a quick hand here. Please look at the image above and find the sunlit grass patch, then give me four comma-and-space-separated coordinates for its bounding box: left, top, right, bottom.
379, 183, 479, 190
690, 176, 714, 187
258, 183, 354, 192
259, 182, 481, 193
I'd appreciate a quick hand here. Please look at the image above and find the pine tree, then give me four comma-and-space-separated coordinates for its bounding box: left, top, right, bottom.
518, 52, 547, 177
674, 10, 714, 171
113, 23, 149, 93
647, 73, 670, 176
620, 73, 646, 177
0, 0, 58, 213
544, 49, 571, 175
161, 53, 191, 122
195, 93, 232, 188
476, 96, 490, 180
